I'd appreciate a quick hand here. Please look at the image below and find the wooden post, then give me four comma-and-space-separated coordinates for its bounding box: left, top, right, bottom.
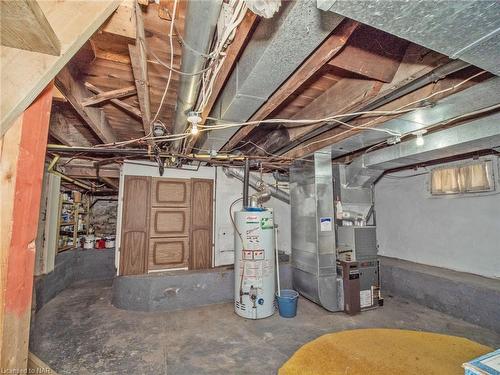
0, 84, 53, 370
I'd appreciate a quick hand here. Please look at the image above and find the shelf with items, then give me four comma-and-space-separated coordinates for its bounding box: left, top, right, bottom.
56, 191, 91, 252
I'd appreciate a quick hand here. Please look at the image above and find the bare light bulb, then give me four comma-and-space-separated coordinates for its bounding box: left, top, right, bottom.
191, 124, 199, 135
412, 129, 427, 146
416, 134, 424, 146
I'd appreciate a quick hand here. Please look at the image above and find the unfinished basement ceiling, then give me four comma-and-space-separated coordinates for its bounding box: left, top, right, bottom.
51, 1, 186, 146
42, 0, 500, 182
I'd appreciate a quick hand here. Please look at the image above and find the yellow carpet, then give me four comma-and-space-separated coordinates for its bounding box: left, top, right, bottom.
279, 329, 492, 375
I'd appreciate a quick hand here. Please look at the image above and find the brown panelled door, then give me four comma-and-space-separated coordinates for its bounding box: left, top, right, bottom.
149, 178, 191, 270
190, 179, 214, 269
120, 176, 151, 275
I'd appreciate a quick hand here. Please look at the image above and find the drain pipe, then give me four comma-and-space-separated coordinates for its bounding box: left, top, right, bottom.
224, 167, 290, 204
170, 0, 223, 153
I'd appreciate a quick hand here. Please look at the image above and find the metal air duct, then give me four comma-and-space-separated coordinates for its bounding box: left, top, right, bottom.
170, 0, 223, 152
317, 0, 500, 76
199, 1, 344, 151
290, 150, 341, 312
345, 112, 500, 188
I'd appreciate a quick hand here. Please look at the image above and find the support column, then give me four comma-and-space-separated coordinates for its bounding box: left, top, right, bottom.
0, 84, 53, 370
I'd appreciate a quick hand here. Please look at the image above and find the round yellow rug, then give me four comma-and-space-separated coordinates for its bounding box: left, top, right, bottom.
279, 329, 492, 375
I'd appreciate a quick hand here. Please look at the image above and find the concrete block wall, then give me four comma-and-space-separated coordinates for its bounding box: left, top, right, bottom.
34, 248, 115, 311
112, 263, 293, 312
380, 256, 500, 333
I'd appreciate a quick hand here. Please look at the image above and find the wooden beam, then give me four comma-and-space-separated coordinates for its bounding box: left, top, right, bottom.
129, 1, 152, 135
184, 10, 259, 153
0, 84, 52, 370
327, 25, 408, 83
82, 86, 136, 107
221, 20, 359, 152
0, 0, 121, 137
55, 66, 117, 144
49, 111, 94, 147
0, 0, 60, 55
85, 82, 142, 119
101, 0, 136, 41
248, 78, 383, 155
282, 48, 454, 160
62, 165, 120, 179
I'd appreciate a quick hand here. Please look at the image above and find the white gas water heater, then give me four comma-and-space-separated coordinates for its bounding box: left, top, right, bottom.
232, 164, 278, 320
234, 207, 275, 319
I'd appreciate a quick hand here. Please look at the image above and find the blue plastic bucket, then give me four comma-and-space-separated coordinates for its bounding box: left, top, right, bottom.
276, 289, 299, 318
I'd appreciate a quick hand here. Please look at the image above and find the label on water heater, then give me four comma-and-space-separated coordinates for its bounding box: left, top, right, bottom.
320, 217, 333, 231
253, 250, 265, 260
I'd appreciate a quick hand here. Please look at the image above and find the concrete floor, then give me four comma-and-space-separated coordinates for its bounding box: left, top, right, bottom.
31, 279, 500, 375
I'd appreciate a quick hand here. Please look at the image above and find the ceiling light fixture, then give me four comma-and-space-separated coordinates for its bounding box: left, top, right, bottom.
412, 129, 427, 146
187, 111, 201, 136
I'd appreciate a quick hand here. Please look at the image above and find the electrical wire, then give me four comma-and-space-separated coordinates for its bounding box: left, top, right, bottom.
290, 70, 489, 156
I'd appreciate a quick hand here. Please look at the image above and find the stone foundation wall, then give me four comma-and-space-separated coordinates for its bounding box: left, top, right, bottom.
90, 197, 118, 237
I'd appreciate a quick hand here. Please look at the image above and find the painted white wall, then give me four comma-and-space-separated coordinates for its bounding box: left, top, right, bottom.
116, 161, 291, 272
374, 157, 500, 278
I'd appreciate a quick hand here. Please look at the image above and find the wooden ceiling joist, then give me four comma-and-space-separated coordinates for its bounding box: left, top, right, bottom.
62, 165, 120, 179
101, 0, 136, 41
327, 25, 408, 83
129, 1, 152, 135
183, 10, 259, 153
82, 86, 137, 107
281, 50, 458, 160
0, 0, 121, 137
221, 19, 359, 152
0, 0, 60, 56
55, 66, 117, 144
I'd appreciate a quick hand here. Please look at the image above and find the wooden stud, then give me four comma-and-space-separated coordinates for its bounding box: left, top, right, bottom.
85, 82, 142, 119
0, 0, 60, 55
82, 86, 137, 107
0, 84, 53, 370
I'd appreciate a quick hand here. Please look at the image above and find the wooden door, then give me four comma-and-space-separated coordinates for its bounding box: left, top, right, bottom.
120, 176, 150, 275
149, 178, 191, 270
190, 179, 214, 269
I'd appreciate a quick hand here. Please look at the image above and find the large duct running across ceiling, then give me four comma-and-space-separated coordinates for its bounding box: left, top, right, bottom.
317, 0, 500, 76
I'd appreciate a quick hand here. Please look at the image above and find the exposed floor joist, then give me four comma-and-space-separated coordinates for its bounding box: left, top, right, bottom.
55, 66, 117, 144
129, 2, 152, 136
282, 66, 488, 160
221, 19, 359, 152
